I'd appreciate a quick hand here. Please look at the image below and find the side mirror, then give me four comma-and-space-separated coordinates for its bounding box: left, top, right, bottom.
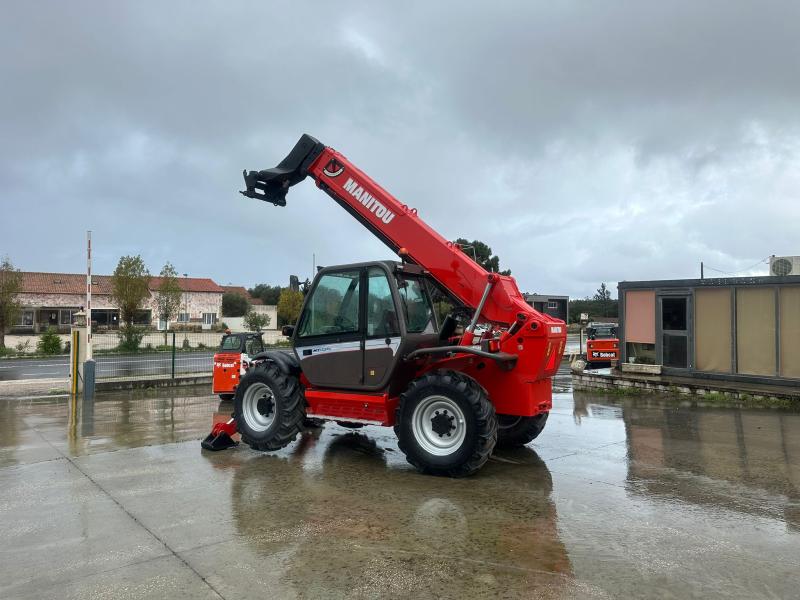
281, 325, 295, 337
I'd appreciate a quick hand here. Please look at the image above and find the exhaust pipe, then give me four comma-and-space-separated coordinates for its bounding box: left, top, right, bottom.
240, 134, 325, 206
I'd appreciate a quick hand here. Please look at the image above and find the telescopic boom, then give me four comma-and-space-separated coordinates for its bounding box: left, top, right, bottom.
242, 134, 559, 334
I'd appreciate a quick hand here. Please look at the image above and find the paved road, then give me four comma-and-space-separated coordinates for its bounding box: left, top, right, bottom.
0, 351, 216, 381
2, 333, 579, 382
1, 386, 798, 598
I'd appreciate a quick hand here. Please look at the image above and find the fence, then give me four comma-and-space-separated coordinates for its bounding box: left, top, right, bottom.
92, 331, 227, 380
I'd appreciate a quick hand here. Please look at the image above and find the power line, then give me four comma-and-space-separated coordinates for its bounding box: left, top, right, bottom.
703, 256, 770, 277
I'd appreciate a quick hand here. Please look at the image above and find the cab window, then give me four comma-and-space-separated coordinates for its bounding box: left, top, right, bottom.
220, 335, 241, 351
398, 277, 436, 333
367, 267, 400, 337
298, 270, 361, 337
245, 337, 264, 355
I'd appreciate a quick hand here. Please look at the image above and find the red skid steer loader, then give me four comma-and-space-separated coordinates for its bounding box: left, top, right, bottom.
203, 135, 566, 476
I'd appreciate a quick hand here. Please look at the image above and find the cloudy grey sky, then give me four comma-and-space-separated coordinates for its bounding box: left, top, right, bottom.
2, 1, 799, 298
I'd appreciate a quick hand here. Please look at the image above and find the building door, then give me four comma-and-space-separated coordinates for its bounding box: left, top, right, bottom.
659, 295, 692, 369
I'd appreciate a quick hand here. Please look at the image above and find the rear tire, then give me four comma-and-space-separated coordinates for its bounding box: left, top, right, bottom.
234, 362, 305, 451
496, 412, 549, 448
395, 370, 497, 477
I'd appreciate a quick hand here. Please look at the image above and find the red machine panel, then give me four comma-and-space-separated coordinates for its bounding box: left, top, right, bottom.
304, 388, 399, 426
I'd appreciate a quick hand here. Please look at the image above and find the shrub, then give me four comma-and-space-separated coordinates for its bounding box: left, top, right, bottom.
244, 311, 270, 332
117, 326, 145, 353
0, 346, 14, 358
182, 337, 191, 350
37, 328, 63, 355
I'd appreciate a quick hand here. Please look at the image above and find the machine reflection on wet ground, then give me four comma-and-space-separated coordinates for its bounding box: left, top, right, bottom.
0, 385, 798, 598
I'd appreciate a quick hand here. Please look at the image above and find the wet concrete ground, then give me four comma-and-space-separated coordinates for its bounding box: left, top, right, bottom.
1, 384, 799, 599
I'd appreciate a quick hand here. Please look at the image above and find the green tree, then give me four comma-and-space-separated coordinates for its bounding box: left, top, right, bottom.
111, 255, 150, 353
594, 283, 611, 302
0, 256, 22, 349
111, 255, 151, 327
155, 262, 182, 344
568, 296, 619, 323
249, 284, 282, 305
277, 288, 304, 326
222, 292, 250, 317
593, 283, 613, 317
37, 327, 62, 355
454, 238, 511, 275
244, 310, 271, 332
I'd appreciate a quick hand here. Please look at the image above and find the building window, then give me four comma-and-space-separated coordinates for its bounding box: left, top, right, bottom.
547, 301, 559, 309
133, 310, 151, 326
60, 309, 76, 325
202, 313, 217, 325
16, 310, 34, 327
177, 313, 190, 323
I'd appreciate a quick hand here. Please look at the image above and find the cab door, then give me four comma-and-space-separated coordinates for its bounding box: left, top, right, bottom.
363, 266, 402, 388
294, 269, 364, 388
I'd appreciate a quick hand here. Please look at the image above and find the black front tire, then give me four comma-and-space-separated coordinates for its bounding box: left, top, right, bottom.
234, 362, 305, 451
496, 412, 549, 448
395, 370, 497, 477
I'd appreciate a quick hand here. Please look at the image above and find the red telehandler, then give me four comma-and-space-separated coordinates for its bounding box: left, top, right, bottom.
202, 135, 566, 476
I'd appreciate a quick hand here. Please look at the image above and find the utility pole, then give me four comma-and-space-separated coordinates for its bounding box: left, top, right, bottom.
86, 231, 92, 359
700, 261, 704, 280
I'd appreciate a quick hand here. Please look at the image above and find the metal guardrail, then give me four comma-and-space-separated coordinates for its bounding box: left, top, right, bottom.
92, 331, 224, 380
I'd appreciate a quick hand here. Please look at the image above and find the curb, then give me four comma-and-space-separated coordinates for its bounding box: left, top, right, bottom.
0, 374, 212, 399
95, 375, 212, 391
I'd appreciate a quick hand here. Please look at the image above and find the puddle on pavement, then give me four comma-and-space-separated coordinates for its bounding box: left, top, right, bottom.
1, 383, 799, 597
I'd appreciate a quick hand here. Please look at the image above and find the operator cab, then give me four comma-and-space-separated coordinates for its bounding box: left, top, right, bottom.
287, 261, 451, 393
586, 323, 617, 340
218, 332, 266, 355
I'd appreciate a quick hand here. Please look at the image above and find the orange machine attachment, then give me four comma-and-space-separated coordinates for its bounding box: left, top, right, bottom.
585, 322, 619, 364
211, 332, 265, 397
212, 352, 242, 395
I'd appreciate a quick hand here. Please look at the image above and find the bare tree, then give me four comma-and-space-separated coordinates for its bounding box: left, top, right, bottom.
155, 262, 182, 344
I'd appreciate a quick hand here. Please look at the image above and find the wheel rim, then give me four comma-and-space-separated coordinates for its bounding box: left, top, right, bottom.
241, 382, 276, 432
411, 395, 467, 456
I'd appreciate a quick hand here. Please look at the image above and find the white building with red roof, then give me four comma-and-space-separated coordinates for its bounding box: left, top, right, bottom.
13, 272, 227, 333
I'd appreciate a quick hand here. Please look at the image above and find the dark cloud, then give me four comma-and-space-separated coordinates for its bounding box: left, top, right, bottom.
2, 1, 799, 297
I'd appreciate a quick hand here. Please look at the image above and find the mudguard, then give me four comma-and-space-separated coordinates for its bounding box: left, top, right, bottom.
251, 349, 300, 375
